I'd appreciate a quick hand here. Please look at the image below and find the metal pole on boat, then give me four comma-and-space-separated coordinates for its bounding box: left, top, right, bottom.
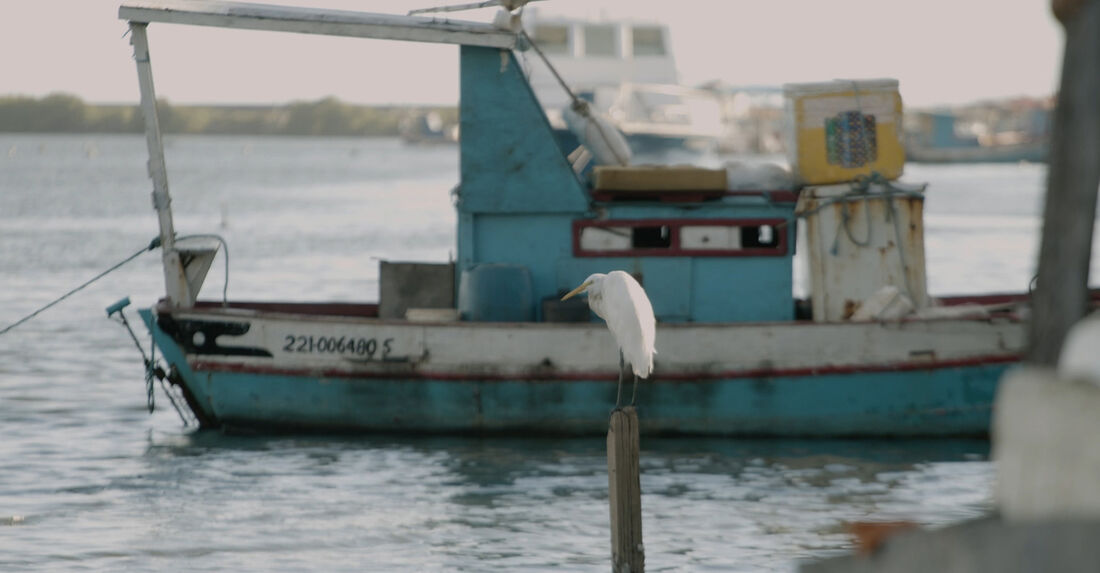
128, 22, 192, 308
1026, 0, 1100, 365
607, 406, 644, 572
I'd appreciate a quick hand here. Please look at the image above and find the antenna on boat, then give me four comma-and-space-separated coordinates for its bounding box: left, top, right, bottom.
408, 0, 542, 16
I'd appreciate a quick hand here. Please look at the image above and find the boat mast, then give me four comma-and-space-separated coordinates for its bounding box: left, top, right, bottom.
119, 0, 519, 307
128, 22, 192, 307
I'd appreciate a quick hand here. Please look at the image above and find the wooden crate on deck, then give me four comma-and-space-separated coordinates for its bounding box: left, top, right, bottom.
591, 165, 727, 202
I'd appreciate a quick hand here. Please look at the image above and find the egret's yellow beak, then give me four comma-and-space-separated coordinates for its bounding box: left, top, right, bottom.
561, 280, 592, 301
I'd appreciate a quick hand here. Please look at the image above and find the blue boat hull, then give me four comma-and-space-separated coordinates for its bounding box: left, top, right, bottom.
142, 309, 1010, 437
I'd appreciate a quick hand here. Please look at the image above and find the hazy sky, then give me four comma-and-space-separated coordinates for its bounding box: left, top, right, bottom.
1, 0, 1064, 107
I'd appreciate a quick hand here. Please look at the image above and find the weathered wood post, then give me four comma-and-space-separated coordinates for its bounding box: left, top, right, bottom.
607, 406, 644, 572
1026, 0, 1100, 364
995, 0, 1100, 522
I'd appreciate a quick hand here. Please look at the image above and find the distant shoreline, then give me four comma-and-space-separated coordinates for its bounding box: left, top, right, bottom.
0, 93, 457, 137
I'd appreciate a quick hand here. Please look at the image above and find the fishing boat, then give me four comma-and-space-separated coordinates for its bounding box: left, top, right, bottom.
117, 0, 1028, 437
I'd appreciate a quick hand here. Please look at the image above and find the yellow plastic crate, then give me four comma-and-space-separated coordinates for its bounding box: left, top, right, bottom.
783, 79, 904, 185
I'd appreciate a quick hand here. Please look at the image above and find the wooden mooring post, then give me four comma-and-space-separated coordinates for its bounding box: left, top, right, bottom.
607, 406, 644, 573
1026, 0, 1100, 365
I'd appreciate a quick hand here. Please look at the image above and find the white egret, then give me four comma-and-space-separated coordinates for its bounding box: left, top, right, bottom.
562, 271, 656, 407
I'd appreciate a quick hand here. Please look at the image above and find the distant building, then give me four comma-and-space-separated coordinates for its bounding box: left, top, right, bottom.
904, 97, 1052, 163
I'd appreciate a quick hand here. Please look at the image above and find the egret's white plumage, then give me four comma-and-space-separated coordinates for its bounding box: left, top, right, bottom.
562, 271, 656, 379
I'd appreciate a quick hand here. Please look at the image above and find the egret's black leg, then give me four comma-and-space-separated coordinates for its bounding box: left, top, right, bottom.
630, 374, 639, 406
616, 350, 625, 408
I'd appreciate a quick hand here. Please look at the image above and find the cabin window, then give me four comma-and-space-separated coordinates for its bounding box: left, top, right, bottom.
632, 225, 671, 248
574, 219, 788, 257
532, 24, 570, 55
681, 226, 741, 250
631, 26, 666, 57
742, 224, 778, 248
583, 25, 617, 57
579, 226, 631, 251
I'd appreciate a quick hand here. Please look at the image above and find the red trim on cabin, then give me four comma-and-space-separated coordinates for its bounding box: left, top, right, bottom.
937, 290, 1100, 307
589, 190, 800, 204
937, 294, 1027, 307
194, 301, 379, 318
590, 190, 725, 203
724, 190, 800, 203
572, 218, 789, 258
189, 353, 1020, 382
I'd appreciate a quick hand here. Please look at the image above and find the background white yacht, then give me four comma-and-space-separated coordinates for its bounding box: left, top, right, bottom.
520, 7, 723, 155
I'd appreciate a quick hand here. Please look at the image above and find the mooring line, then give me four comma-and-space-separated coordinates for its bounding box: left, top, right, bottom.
0, 237, 161, 337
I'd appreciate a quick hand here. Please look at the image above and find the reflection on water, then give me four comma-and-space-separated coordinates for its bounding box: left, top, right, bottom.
0, 133, 1038, 572
118, 433, 990, 572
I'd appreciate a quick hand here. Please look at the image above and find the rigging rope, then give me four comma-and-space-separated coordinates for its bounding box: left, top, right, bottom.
794, 172, 926, 301
518, 29, 629, 167
517, 29, 583, 109
0, 232, 231, 337
0, 237, 161, 337
146, 330, 157, 413
110, 295, 192, 425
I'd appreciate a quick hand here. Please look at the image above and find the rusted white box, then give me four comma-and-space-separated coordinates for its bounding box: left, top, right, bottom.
796, 182, 929, 322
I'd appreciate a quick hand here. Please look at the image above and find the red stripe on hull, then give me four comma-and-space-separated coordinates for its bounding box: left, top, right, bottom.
189, 354, 1020, 382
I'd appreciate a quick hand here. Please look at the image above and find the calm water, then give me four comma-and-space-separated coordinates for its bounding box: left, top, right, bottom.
0, 133, 1084, 571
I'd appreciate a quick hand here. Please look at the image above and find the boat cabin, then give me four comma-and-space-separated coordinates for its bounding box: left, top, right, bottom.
455, 46, 796, 323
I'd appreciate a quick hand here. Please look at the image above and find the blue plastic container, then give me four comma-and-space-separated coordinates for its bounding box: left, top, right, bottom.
458, 264, 534, 322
